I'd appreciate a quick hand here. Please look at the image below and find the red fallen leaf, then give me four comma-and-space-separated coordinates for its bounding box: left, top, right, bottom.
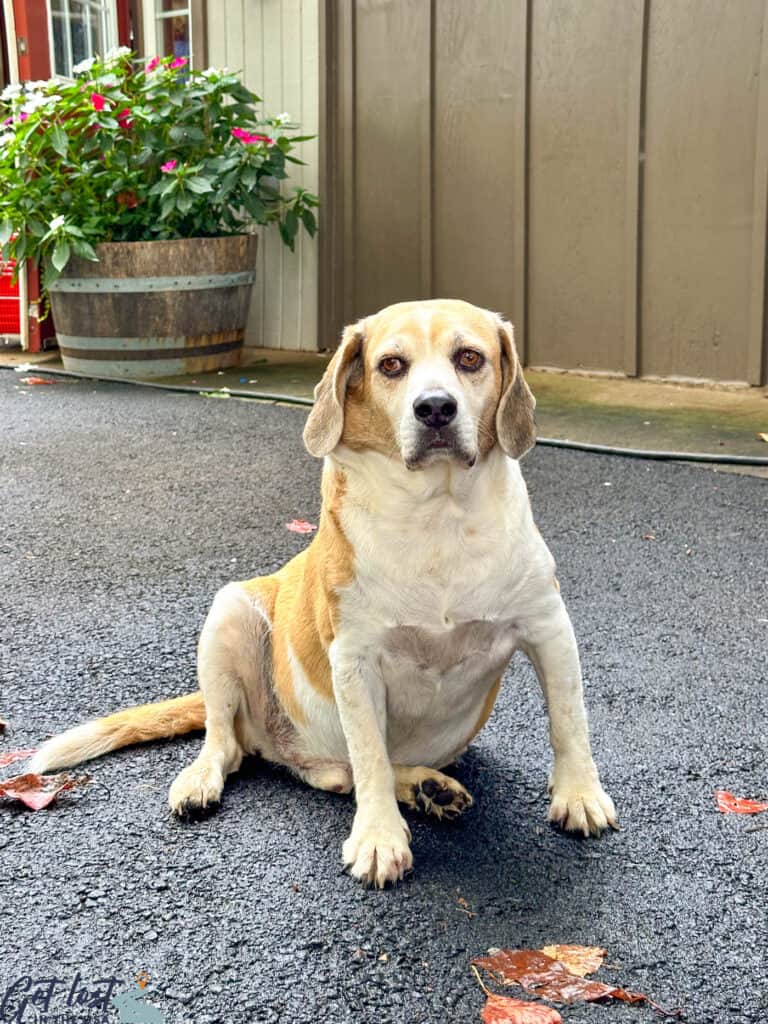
539, 945, 606, 978
0, 772, 89, 810
286, 519, 317, 534
20, 375, 56, 385
472, 950, 678, 1015
715, 789, 768, 814
0, 748, 36, 768
482, 994, 562, 1023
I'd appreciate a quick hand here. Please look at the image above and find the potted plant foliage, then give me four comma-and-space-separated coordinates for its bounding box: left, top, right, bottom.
0, 49, 318, 377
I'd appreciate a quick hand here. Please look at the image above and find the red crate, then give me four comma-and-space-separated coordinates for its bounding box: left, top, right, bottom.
0, 260, 22, 333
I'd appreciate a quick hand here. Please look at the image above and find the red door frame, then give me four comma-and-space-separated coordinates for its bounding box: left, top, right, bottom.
9, 0, 132, 351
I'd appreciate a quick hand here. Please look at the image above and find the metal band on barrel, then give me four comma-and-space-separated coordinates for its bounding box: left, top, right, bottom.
48, 271, 256, 293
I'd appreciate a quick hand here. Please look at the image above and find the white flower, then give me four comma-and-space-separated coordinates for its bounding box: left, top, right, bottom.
0, 132, 14, 148
275, 112, 291, 125
104, 45, 131, 61
1, 83, 22, 100
72, 57, 96, 74
49, 215, 66, 231
26, 80, 51, 92
21, 95, 47, 115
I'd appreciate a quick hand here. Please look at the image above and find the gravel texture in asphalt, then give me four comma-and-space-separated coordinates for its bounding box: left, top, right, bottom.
0, 371, 766, 1024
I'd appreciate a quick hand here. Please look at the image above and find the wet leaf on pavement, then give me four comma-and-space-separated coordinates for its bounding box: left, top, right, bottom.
481, 994, 562, 1023
539, 945, 607, 977
0, 748, 36, 768
472, 949, 679, 1015
0, 771, 89, 810
286, 519, 317, 534
715, 790, 768, 814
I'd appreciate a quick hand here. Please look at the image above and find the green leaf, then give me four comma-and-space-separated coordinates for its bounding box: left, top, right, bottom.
241, 192, 266, 221
71, 238, 98, 262
50, 124, 68, 158
186, 176, 213, 194
51, 238, 71, 272
300, 207, 317, 237
0, 220, 13, 247
169, 125, 205, 144
176, 192, 194, 214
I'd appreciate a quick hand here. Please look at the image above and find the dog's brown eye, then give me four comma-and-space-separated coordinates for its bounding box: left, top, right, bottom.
456, 349, 484, 371
379, 356, 406, 377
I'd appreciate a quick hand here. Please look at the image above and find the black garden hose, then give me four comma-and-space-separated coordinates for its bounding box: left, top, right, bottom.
3, 364, 768, 466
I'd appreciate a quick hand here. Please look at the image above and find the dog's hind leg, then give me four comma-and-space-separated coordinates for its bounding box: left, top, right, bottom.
394, 766, 473, 820
169, 582, 273, 816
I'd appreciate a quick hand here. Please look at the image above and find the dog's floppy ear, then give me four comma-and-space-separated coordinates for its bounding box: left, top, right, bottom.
496, 320, 536, 460
303, 322, 365, 458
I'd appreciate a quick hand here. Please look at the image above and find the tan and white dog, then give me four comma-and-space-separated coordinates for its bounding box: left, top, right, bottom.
30, 299, 616, 887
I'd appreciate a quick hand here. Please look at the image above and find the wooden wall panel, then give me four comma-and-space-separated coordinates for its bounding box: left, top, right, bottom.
352, 0, 431, 318
432, 0, 527, 340
527, 0, 642, 373
205, 0, 320, 350
641, 0, 765, 382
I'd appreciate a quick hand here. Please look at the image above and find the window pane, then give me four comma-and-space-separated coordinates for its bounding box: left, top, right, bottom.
157, 0, 189, 12
90, 11, 104, 56
159, 15, 191, 62
51, 13, 69, 77
69, 1, 89, 66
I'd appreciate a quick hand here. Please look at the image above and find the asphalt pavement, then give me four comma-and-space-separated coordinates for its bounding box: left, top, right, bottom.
0, 370, 766, 1024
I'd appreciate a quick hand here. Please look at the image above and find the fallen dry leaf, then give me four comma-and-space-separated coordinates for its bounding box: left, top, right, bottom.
757, 432, 768, 443
0, 748, 36, 769
472, 949, 678, 1015
715, 789, 768, 815
0, 717, 7, 734
20, 375, 57, 385
456, 895, 476, 918
286, 519, 317, 534
539, 945, 606, 978
481, 994, 562, 1023
0, 772, 89, 810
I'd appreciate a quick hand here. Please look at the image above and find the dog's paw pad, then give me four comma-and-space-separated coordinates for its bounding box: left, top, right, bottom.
413, 773, 473, 820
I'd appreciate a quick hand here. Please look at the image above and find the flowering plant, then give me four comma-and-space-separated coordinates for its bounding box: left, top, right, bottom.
0, 49, 318, 287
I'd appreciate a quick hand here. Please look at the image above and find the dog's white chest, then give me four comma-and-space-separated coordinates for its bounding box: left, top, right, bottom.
379, 618, 518, 764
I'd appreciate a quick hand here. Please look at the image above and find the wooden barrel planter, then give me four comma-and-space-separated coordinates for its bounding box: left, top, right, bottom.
47, 234, 258, 379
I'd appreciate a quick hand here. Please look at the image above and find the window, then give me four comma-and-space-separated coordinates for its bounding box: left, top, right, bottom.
48, 1, 118, 78
155, 0, 191, 65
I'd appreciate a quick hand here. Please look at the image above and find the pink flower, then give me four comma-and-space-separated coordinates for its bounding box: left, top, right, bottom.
2, 117, 10, 126
116, 107, 132, 129
90, 93, 107, 111
19, 111, 28, 122
169, 57, 187, 70
146, 56, 161, 72
231, 128, 273, 145
160, 159, 177, 173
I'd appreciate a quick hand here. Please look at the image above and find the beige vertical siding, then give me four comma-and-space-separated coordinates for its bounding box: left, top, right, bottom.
641, 0, 764, 382
326, 0, 768, 385
206, 0, 320, 350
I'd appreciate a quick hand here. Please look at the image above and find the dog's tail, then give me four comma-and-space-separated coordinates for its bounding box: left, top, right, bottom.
27, 692, 206, 774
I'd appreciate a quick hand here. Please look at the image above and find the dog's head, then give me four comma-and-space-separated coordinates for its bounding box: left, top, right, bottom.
303, 299, 535, 469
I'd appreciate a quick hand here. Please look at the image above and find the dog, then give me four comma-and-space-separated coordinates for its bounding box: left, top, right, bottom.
30, 299, 616, 887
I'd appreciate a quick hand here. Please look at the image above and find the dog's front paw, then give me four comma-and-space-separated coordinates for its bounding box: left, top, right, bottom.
169, 758, 224, 817
342, 812, 413, 888
548, 765, 617, 837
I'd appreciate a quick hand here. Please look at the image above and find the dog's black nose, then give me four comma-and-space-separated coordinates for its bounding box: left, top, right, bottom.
413, 390, 458, 429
